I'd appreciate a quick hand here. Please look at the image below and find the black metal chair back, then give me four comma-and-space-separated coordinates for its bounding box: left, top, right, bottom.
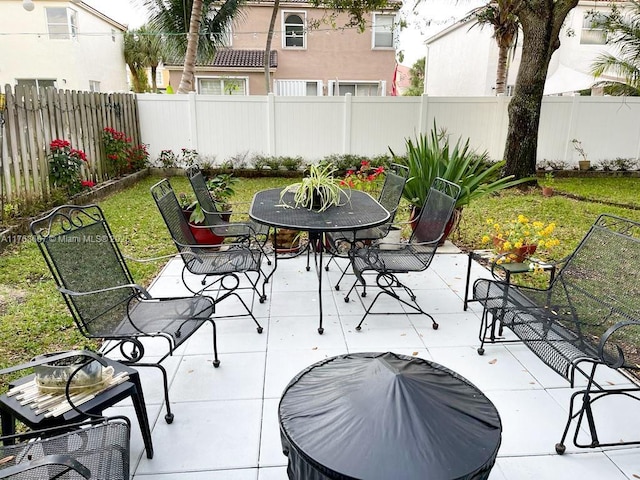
375, 163, 409, 235
186, 166, 226, 227
410, 177, 461, 244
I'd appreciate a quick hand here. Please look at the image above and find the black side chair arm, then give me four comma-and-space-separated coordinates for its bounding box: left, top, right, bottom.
58, 283, 152, 300
189, 221, 258, 238
0, 454, 91, 479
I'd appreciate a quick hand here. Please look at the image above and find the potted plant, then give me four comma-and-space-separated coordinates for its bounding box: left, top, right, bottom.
540, 172, 555, 197
481, 215, 560, 263
571, 139, 591, 171
392, 122, 531, 240
177, 192, 222, 246
279, 163, 347, 212
206, 173, 239, 220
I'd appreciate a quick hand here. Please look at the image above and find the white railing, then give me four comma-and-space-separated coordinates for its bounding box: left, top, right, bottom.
137, 93, 640, 167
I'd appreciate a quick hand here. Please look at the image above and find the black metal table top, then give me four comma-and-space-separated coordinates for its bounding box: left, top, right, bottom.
249, 188, 389, 233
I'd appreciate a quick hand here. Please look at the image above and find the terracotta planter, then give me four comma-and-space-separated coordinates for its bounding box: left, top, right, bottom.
182, 209, 223, 246
492, 236, 537, 263
578, 160, 591, 171
410, 206, 462, 245
542, 186, 554, 197
270, 228, 302, 253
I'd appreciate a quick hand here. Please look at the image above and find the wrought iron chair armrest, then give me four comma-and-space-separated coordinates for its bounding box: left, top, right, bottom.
598, 320, 640, 368
0, 350, 108, 376
189, 221, 258, 237
58, 283, 152, 299
0, 454, 91, 479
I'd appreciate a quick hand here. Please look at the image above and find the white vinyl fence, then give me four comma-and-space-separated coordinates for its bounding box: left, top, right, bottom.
137, 93, 640, 167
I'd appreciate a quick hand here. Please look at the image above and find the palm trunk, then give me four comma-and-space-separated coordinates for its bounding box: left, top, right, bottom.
495, 45, 509, 95
151, 64, 158, 93
264, 0, 280, 93
178, 0, 204, 94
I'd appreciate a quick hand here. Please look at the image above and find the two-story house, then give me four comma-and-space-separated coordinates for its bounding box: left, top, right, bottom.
0, 0, 128, 92
423, 0, 625, 96
164, 0, 400, 96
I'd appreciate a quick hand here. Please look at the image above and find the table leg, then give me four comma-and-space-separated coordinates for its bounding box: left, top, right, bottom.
309, 232, 325, 334
464, 252, 473, 311
0, 411, 16, 444
130, 375, 154, 459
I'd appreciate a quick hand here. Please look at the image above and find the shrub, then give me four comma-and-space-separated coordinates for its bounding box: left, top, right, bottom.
157, 149, 178, 168
103, 127, 131, 176
48, 139, 88, 195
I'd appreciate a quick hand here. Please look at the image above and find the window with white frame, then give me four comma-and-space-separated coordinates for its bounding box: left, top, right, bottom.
197, 77, 247, 95
111, 29, 116, 42
330, 81, 381, 96
283, 12, 306, 48
580, 12, 607, 45
46, 7, 78, 40
275, 80, 322, 96
16, 79, 56, 92
89, 80, 100, 92
372, 14, 395, 48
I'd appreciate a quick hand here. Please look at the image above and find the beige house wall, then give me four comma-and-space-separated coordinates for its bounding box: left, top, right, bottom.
169, 2, 398, 95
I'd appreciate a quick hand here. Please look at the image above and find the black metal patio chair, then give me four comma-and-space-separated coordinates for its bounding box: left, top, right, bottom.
0, 351, 131, 480
31, 206, 220, 424
344, 177, 461, 330
186, 165, 270, 244
324, 163, 409, 290
151, 178, 266, 333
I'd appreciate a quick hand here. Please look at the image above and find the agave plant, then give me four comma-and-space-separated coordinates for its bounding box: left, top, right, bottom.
392, 122, 531, 210
280, 163, 347, 212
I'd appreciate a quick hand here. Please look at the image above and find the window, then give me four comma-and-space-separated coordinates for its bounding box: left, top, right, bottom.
331, 82, 381, 96
197, 77, 247, 95
283, 12, 306, 48
373, 14, 395, 48
581, 12, 606, 45
16, 79, 56, 92
89, 80, 100, 92
111, 29, 116, 42
275, 80, 322, 96
46, 7, 77, 40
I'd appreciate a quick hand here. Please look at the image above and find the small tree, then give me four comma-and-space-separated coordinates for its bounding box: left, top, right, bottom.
403, 57, 425, 96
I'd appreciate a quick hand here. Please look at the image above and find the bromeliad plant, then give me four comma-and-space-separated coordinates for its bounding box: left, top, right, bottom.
280, 163, 347, 212
48, 139, 88, 195
392, 122, 531, 210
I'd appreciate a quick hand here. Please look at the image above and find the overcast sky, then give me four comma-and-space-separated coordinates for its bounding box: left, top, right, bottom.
83, 0, 485, 66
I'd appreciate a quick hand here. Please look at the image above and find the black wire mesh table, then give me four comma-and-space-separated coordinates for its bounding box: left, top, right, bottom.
249, 188, 389, 333
279, 352, 502, 480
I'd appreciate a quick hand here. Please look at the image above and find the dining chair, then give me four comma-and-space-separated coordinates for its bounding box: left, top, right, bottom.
31, 206, 219, 423
344, 177, 461, 330
324, 163, 409, 290
151, 178, 266, 333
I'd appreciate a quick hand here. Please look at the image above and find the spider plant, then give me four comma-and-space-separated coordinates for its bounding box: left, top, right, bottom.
280, 163, 347, 212
392, 122, 532, 210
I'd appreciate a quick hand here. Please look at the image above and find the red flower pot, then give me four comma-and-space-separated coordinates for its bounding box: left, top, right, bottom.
492, 236, 537, 263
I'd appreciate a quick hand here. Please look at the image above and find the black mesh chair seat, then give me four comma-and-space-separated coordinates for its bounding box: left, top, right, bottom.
345, 177, 461, 330
151, 178, 266, 334
31, 206, 220, 424
0, 419, 130, 480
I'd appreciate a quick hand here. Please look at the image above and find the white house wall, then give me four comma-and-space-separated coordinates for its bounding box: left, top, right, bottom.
0, 1, 127, 92
137, 94, 640, 166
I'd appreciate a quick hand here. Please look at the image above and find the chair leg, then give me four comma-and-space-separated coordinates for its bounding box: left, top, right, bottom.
129, 362, 174, 424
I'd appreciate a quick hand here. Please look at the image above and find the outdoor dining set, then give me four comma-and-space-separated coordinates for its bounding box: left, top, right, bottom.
1, 164, 639, 479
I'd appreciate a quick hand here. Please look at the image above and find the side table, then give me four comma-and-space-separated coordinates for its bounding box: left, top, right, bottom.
0, 357, 154, 459
463, 249, 556, 311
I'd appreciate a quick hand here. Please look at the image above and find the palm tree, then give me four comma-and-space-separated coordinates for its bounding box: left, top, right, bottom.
124, 29, 146, 93
473, 0, 521, 95
141, 0, 245, 93
403, 57, 425, 96
591, 2, 640, 96
136, 25, 165, 93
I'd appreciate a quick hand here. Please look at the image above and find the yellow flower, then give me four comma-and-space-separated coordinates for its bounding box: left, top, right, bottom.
538, 240, 545, 248
482, 235, 490, 244
503, 241, 512, 250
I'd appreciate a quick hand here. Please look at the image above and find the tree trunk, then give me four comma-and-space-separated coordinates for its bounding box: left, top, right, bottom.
504, 1, 578, 179
495, 45, 509, 95
178, 0, 204, 94
151, 64, 158, 93
264, 0, 280, 93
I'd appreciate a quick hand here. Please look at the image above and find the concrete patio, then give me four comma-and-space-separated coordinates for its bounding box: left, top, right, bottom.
107, 246, 640, 479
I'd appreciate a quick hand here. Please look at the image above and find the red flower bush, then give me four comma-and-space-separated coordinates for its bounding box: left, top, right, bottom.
102, 127, 148, 176
340, 160, 385, 193
48, 139, 89, 195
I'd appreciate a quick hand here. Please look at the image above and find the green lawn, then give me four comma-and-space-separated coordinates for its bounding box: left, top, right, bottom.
1, 174, 639, 380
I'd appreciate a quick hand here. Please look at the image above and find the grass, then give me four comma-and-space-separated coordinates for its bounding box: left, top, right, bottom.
0, 174, 639, 383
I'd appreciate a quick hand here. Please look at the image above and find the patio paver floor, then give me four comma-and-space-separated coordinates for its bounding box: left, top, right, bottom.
104, 246, 640, 479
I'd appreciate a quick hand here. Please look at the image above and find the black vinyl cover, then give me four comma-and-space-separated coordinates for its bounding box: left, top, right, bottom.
279, 352, 502, 480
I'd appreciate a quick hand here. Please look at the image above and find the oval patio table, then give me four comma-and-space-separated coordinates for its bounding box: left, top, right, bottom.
279, 352, 502, 480
250, 188, 389, 334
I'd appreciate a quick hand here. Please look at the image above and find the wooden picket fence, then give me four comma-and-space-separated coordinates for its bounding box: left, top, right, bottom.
0, 84, 140, 204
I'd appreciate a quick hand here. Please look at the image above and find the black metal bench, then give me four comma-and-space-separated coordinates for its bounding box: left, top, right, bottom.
472, 214, 640, 454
